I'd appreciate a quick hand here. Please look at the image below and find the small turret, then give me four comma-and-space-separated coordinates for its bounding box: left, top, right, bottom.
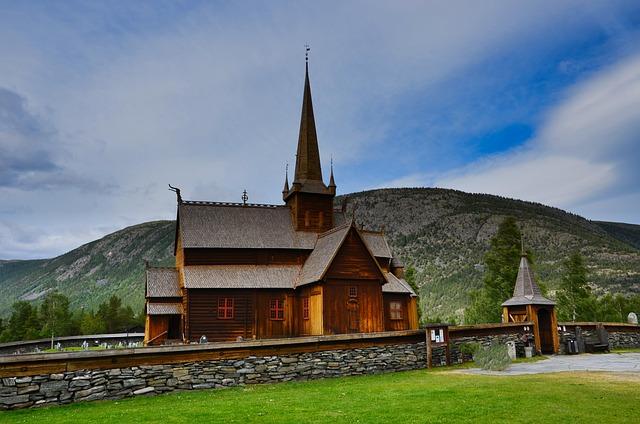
282, 164, 290, 200
328, 157, 336, 195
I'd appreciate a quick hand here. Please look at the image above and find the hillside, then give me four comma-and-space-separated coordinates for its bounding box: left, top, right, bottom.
1, 188, 639, 320
0, 221, 175, 316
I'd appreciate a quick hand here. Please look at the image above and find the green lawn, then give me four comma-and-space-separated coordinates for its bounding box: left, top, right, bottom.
2, 369, 638, 423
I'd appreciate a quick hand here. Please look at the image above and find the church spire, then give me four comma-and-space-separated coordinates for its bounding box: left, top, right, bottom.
282, 163, 290, 200
293, 48, 323, 184
328, 156, 336, 194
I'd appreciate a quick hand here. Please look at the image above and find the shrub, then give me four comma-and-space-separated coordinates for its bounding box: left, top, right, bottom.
473, 343, 511, 371
459, 343, 480, 356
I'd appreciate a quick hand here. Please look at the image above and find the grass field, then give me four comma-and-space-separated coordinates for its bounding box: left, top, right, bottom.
2, 367, 639, 423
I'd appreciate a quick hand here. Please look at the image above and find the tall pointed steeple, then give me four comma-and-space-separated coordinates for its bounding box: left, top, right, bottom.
293, 60, 324, 184
283, 47, 335, 233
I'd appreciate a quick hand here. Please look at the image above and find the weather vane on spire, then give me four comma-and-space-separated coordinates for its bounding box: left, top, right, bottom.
305, 44, 310, 63
241, 189, 248, 206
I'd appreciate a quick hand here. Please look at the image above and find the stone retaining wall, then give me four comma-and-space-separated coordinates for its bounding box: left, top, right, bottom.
558, 325, 640, 353
0, 342, 425, 410
450, 332, 528, 363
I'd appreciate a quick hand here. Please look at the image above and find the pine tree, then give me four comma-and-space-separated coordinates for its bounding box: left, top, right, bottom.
465, 217, 522, 323
556, 252, 593, 321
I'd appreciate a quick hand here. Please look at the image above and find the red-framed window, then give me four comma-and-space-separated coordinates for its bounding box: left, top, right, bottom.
302, 297, 310, 320
389, 301, 403, 320
270, 299, 284, 320
218, 297, 234, 319
349, 286, 358, 298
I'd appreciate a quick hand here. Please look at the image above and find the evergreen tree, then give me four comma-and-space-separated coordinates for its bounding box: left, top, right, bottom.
80, 310, 105, 335
0, 301, 40, 342
96, 295, 137, 333
465, 217, 522, 323
556, 252, 593, 321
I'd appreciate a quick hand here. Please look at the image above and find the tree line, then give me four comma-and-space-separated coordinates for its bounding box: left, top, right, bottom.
464, 217, 640, 324
0, 294, 144, 343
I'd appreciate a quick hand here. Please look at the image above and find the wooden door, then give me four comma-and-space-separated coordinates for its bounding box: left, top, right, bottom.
537, 308, 554, 353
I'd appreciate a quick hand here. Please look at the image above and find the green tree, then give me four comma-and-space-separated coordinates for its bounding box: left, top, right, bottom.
80, 310, 105, 335
97, 295, 138, 333
40, 292, 73, 340
465, 217, 522, 323
0, 301, 40, 342
556, 252, 594, 321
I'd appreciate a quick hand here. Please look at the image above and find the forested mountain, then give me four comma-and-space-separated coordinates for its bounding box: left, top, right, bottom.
1, 188, 638, 319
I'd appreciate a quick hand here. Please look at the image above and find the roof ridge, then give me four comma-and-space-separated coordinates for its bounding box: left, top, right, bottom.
182, 200, 282, 208
317, 222, 351, 238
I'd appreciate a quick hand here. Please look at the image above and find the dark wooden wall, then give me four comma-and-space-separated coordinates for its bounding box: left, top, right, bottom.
254, 289, 294, 339
187, 289, 255, 342
383, 294, 410, 331
326, 230, 383, 280
187, 289, 299, 342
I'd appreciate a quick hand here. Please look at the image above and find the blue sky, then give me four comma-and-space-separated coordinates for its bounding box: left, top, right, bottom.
1, 1, 640, 259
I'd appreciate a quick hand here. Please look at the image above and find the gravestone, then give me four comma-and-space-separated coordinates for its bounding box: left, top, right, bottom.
628, 312, 638, 325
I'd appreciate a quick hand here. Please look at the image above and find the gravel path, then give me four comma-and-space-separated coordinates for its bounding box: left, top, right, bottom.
462, 353, 640, 375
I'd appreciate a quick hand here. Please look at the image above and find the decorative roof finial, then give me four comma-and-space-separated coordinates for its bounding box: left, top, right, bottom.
305, 44, 310, 64
329, 155, 336, 189
241, 189, 248, 206
168, 184, 182, 204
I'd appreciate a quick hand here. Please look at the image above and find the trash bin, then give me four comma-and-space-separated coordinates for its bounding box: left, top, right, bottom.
566, 339, 578, 354
524, 346, 534, 358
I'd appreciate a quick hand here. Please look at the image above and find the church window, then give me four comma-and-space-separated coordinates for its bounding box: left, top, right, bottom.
270, 299, 284, 320
390, 301, 402, 320
349, 286, 357, 298
303, 297, 310, 320
218, 297, 234, 319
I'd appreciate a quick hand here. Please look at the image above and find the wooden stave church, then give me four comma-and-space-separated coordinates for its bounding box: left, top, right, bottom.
144, 62, 418, 345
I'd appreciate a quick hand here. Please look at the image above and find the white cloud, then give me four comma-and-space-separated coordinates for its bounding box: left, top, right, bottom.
436, 53, 640, 222
0, 1, 639, 257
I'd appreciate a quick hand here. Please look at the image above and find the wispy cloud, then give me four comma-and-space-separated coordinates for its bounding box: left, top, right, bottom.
435, 53, 640, 222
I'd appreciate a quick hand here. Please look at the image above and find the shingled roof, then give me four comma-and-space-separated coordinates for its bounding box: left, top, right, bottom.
179, 202, 317, 249
361, 231, 392, 259
502, 255, 555, 306
297, 224, 351, 286
382, 272, 416, 296
183, 264, 301, 289
147, 302, 183, 315
146, 267, 180, 298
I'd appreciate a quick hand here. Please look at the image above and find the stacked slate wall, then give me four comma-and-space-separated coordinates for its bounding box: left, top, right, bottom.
557, 324, 640, 354
1, 342, 425, 410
